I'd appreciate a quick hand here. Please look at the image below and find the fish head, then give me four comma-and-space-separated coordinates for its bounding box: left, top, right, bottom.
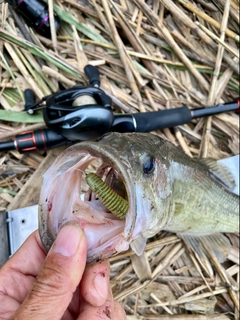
39, 132, 172, 262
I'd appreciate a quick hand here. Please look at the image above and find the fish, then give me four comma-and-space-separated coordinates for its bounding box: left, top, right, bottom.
38, 132, 239, 263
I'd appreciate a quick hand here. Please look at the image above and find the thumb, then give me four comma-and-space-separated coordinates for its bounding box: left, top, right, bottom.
13, 221, 87, 320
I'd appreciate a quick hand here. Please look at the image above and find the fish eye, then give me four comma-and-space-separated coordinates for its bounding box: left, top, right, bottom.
143, 155, 155, 174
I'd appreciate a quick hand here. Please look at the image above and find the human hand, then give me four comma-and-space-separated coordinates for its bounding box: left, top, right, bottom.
0, 221, 126, 320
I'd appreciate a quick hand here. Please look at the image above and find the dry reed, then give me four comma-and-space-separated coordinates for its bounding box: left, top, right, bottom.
0, 0, 239, 318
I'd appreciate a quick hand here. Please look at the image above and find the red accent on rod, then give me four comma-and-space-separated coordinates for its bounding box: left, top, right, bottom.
32, 131, 38, 151
40, 130, 47, 150
237, 98, 240, 113
17, 131, 38, 151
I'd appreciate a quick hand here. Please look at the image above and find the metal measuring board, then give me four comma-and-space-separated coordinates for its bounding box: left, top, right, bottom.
7, 205, 38, 256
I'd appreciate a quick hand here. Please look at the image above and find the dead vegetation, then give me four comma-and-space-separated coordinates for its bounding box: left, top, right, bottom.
0, 0, 239, 318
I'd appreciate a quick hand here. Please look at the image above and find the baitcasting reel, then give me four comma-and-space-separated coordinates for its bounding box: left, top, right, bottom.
27, 65, 120, 141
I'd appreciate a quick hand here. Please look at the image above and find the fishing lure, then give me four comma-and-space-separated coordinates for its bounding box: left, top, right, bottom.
86, 173, 128, 219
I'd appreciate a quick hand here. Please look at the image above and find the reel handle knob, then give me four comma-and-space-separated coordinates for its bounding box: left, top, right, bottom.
84, 65, 100, 87
24, 89, 36, 114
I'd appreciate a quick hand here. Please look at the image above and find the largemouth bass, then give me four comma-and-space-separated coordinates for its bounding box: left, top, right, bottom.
39, 133, 239, 263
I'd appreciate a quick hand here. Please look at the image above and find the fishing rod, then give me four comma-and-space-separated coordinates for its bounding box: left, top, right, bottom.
5, 0, 61, 38
0, 65, 239, 153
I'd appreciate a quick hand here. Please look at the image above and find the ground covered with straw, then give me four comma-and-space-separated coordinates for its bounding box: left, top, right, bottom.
0, 0, 239, 319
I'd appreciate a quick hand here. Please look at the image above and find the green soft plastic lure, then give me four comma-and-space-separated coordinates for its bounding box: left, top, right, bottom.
86, 173, 128, 219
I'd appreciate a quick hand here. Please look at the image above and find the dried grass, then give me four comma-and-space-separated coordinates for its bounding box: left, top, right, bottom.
0, 0, 239, 318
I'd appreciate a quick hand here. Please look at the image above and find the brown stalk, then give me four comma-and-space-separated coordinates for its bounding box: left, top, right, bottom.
195, 22, 239, 59
174, 128, 192, 157
48, 0, 58, 53
110, 0, 155, 74
132, 0, 210, 91
199, 0, 231, 158
101, 0, 142, 103
42, 66, 76, 87
177, 0, 239, 42
0, 3, 8, 84
154, 0, 239, 73
4, 42, 44, 99
0, 123, 46, 140
72, 25, 89, 72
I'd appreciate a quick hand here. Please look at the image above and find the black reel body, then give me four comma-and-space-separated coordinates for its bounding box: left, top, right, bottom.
43, 86, 113, 141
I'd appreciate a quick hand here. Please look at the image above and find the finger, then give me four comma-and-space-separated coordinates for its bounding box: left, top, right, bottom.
0, 231, 46, 304
113, 300, 127, 320
0, 294, 20, 320
65, 261, 110, 316
80, 261, 110, 307
78, 288, 126, 320
13, 221, 87, 320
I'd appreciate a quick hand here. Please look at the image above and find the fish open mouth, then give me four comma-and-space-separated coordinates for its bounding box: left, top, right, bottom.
84, 162, 128, 219
39, 142, 136, 263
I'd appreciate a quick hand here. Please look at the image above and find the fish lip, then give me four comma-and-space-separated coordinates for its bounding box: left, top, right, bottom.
76, 141, 136, 242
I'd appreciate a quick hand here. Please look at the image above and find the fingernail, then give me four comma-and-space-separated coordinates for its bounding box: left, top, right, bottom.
53, 221, 83, 257
93, 272, 109, 300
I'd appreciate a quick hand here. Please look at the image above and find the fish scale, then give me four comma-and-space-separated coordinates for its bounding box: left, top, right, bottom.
166, 160, 239, 234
